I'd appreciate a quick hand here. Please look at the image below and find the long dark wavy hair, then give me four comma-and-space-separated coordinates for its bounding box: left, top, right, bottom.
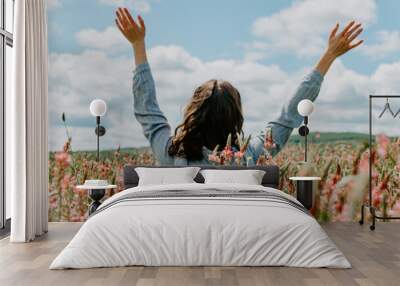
168, 79, 244, 161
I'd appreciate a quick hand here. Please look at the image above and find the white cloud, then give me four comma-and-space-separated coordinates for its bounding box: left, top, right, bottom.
372, 61, 400, 93
46, 0, 61, 10
98, 0, 151, 13
76, 26, 129, 53
310, 59, 400, 135
359, 30, 400, 59
250, 0, 376, 58
48, 49, 136, 151
48, 43, 290, 151
49, 32, 400, 151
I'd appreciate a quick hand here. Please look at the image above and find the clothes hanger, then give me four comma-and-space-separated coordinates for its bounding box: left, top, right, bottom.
378, 98, 395, 118
393, 105, 400, 118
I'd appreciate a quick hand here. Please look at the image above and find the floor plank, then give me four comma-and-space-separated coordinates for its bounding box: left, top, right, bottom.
0, 222, 399, 286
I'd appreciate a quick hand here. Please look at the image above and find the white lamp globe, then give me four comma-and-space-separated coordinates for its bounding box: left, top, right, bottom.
297, 99, 314, 116
90, 99, 107, 117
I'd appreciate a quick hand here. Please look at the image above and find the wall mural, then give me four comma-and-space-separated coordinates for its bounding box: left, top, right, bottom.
47, 0, 400, 222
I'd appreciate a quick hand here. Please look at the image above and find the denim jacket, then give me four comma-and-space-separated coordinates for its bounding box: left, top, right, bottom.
133, 62, 323, 166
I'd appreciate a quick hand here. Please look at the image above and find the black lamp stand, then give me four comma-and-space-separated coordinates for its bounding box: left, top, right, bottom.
88, 116, 106, 215
94, 116, 106, 162
298, 116, 309, 162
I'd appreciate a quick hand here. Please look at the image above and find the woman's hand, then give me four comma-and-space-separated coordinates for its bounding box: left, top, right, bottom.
327, 21, 363, 57
115, 7, 146, 45
115, 7, 147, 66
316, 21, 364, 75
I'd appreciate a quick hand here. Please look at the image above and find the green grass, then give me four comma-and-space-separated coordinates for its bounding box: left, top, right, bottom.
54, 132, 372, 154
288, 132, 370, 144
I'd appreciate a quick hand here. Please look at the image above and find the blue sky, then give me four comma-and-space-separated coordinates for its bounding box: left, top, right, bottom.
47, 0, 400, 150
48, 1, 287, 56
48, 0, 400, 73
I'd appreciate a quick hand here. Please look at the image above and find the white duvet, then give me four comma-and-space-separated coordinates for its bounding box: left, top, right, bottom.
50, 183, 351, 269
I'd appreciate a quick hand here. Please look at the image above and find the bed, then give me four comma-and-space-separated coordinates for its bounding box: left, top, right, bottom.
50, 165, 350, 269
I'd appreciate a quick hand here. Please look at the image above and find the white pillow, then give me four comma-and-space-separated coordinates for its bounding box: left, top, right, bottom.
135, 167, 200, 186
200, 169, 266, 185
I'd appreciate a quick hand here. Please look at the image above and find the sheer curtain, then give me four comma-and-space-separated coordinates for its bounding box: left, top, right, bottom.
9, 0, 48, 242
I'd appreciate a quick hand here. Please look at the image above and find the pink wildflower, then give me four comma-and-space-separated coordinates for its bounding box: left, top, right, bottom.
221, 146, 234, 161
208, 154, 220, 163
358, 156, 369, 173
55, 152, 71, 168
234, 151, 245, 159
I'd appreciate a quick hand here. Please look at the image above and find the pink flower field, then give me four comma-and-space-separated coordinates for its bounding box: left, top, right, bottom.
48, 135, 400, 222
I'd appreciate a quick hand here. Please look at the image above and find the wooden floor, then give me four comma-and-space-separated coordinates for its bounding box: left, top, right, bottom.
0, 222, 399, 286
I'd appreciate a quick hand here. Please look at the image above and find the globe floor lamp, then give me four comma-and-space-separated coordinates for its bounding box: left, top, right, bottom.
297, 99, 315, 162
87, 99, 108, 214
290, 99, 319, 211
89, 99, 107, 162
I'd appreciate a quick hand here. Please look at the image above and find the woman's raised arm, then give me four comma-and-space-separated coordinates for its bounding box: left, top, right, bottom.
115, 8, 173, 165
115, 7, 147, 66
248, 21, 364, 162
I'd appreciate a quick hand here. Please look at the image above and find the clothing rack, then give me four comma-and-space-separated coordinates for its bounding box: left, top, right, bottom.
359, 95, 400, 230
